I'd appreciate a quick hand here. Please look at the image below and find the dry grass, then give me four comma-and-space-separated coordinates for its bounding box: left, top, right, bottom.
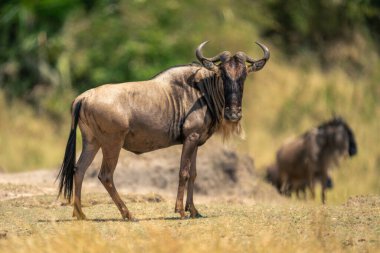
0, 92, 70, 172
0, 192, 379, 253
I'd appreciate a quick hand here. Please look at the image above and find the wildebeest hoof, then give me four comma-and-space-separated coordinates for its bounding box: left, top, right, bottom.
176, 210, 186, 219
122, 212, 134, 221
127, 217, 138, 222
73, 211, 87, 220
190, 213, 203, 219
185, 204, 202, 218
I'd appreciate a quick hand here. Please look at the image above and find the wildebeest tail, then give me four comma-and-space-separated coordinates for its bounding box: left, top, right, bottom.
57, 100, 82, 201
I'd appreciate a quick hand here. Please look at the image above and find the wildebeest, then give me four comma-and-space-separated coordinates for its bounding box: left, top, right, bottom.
270, 117, 357, 203
57, 41, 270, 220
266, 163, 333, 199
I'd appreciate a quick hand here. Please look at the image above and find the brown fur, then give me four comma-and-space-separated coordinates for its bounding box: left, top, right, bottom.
274, 117, 357, 204
265, 163, 333, 199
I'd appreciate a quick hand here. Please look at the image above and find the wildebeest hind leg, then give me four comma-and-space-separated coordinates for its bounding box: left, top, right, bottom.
185, 147, 202, 218
175, 133, 199, 218
296, 188, 301, 199
73, 141, 99, 220
98, 143, 132, 220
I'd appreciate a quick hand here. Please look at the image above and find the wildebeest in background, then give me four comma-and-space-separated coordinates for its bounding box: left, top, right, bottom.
268, 116, 357, 203
266, 163, 333, 199
57, 41, 270, 220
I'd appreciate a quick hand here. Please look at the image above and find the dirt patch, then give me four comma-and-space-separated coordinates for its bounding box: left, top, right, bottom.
80, 192, 166, 206
0, 183, 46, 201
5, 192, 166, 210
0, 170, 57, 190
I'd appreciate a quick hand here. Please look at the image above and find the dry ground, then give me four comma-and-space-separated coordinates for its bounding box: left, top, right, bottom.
0, 190, 379, 253
0, 171, 379, 253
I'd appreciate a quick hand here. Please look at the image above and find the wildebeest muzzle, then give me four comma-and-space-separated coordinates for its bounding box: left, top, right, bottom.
224, 106, 242, 122
224, 94, 242, 122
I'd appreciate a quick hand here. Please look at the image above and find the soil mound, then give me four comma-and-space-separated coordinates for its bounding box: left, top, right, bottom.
85, 138, 275, 198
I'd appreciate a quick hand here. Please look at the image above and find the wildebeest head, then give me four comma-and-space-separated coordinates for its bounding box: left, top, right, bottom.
196, 41, 270, 122
317, 116, 358, 157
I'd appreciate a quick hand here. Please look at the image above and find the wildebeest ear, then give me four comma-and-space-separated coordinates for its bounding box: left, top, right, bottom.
247, 59, 267, 72
201, 60, 220, 73
246, 42, 270, 73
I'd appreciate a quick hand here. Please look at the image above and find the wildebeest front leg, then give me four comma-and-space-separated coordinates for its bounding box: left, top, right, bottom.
320, 170, 328, 204
279, 172, 289, 196
185, 147, 202, 218
175, 133, 199, 218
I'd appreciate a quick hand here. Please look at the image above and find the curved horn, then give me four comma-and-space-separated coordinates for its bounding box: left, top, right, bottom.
195, 41, 221, 72
246, 42, 270, 72
196, 41, 223, 63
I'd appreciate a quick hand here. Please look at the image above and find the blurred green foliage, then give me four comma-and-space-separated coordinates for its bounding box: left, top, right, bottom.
263, 0, 380, 52
2, 0, 379, 108
262, 0, 380, 73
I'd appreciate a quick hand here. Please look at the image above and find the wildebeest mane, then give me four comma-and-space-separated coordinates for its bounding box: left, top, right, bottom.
197, 73, 224, 125
317, 116, 357, 156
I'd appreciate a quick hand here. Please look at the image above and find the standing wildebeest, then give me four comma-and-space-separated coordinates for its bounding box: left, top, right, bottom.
265, 163, 333, 198
57, 41, 270, 220
275, 117, 357, 203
